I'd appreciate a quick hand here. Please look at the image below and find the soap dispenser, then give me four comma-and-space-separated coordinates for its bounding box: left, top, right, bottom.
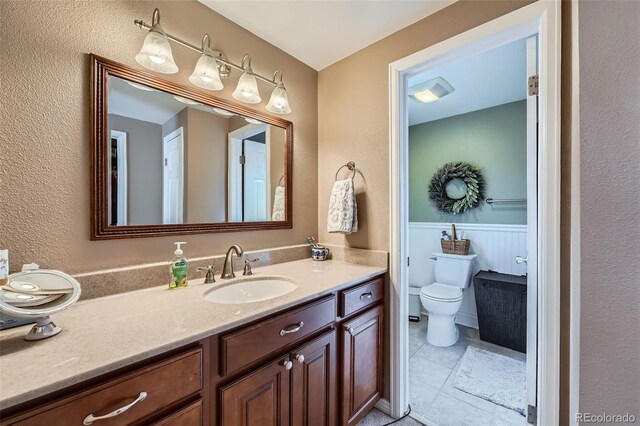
169, 242, 188, 289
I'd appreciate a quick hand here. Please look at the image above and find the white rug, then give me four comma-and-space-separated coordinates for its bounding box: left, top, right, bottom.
453, 346, 526, 415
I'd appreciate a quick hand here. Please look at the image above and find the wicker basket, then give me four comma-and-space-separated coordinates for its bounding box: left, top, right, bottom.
440, 238, 471, 255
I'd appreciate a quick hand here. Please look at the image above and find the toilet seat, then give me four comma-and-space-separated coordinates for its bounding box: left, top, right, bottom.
420, 283, 463, 302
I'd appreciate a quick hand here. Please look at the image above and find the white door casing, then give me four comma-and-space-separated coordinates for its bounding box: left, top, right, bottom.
525, 34, 539, 413
162, 127, 184, 224
388, 2, 561, 424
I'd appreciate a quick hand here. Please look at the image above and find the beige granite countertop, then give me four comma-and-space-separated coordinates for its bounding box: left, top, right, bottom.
0, 259, 386, 410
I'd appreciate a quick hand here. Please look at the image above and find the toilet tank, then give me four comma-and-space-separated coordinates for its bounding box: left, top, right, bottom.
432, 252, 478, 288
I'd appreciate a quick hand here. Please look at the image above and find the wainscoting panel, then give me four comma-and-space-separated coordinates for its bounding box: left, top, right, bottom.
409, 222, 528, 329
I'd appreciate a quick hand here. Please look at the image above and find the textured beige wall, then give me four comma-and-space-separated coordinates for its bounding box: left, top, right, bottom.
317, 0, 533, 251
0, 0, 318, 274
578, 0, 640, 417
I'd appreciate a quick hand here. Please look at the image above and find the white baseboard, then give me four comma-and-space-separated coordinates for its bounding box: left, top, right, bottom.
375, 398, 390, 415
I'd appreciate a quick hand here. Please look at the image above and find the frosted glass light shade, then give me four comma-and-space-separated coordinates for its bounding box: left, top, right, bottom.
232, 68, 261, 104
266, 82, 291, 114
189, 52, 223, 91
135, 26, 178, 74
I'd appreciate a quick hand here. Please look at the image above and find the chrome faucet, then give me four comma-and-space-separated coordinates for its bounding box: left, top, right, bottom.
221, 245, 244, 279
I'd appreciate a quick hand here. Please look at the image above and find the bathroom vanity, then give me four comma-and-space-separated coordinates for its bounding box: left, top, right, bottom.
0, 260, 385, 426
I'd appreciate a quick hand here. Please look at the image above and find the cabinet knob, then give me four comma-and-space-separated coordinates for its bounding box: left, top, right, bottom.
282, 360, 293, 370
344, 325, 355, 335
295, 354, 305, 364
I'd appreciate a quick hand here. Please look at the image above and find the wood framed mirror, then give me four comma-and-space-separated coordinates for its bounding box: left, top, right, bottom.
90, 55, 293, 240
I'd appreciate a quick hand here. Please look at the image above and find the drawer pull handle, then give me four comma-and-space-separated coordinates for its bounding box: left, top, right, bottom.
360, 292, 373, 300
83, 391, 148, 425
280, 321, 304, 336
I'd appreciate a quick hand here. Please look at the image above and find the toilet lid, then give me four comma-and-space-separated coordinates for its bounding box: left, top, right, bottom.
420, 283, 463, 301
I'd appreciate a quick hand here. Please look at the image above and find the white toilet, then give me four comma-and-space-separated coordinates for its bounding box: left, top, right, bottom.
420, 252, 477, 347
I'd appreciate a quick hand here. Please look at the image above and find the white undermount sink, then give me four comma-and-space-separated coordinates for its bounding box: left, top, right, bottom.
204, 276, 298, 304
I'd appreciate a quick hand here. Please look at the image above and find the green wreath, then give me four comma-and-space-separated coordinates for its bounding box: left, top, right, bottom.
428, 162, 485, 214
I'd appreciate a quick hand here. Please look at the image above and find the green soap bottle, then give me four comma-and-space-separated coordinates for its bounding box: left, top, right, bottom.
169, 242, 188, 289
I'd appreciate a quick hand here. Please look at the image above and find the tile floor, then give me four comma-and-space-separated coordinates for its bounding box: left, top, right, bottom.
407, 316, 528, 426
358, 408, 424, 426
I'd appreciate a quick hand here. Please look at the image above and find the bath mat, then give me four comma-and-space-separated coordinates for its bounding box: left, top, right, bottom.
453, 346, 526, 415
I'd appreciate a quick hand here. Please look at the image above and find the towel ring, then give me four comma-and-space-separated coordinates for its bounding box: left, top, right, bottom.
335, 161, 356, 181
278, 175, 285, 186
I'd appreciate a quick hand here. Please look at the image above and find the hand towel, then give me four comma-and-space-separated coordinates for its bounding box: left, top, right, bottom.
272, 185, 285, 221
327, 178, 358, 234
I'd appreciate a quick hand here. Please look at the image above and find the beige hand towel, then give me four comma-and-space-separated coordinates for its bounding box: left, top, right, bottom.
272, 185, 285, 221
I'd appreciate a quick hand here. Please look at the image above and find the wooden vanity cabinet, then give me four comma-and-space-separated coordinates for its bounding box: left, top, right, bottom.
0, 274, 385, 426
340, 305, 384, 426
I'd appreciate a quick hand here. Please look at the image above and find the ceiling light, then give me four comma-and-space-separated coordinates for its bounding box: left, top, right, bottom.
173, 95, 199, 105
212, 107, 234, 116
233, 55, 261, 104
126, 81, 156, 92
245, 117, 262, 125
189, 34, 224, 91
135, 9, 178, 74
409, 77, 454, 103
266, 70, 291, 115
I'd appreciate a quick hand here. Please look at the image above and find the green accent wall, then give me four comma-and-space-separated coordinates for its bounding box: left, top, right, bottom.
409, 100, 527, 224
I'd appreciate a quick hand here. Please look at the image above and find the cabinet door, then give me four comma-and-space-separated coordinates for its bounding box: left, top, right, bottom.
219, 356, 291, 426
290, 330, 337, 426
341, 305, 384, 426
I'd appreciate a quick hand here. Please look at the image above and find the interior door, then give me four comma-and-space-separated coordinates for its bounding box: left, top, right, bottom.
219, 356, 291, 426
524, 35, 539, 423
162, 128, 184, 224
290, 330, 337, 426
243, 139, 268, 221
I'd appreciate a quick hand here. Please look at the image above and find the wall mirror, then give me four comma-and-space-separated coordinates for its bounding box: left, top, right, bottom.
91, 55, 292, 239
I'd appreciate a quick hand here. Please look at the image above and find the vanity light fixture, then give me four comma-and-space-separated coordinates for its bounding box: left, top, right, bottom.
244, 117, 263, 125
134, 8, 292, 114
126, 81, 156, 92
134, 9, 178, 74
266, 70, 292, 114
212, 107, 235, 117
232, 55, 261, 104
188, 34, 224, 91
409, 77, 455, 104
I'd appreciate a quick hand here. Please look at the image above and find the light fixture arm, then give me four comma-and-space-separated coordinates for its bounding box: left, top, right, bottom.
134, 12, 280, 86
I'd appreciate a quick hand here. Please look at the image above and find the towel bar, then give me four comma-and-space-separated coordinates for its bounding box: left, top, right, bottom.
335, 161, 357, 181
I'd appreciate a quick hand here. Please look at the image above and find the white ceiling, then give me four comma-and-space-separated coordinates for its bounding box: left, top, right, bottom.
108, 77, 237, 124
198, 0, 456, 70
408, 38, 527, 125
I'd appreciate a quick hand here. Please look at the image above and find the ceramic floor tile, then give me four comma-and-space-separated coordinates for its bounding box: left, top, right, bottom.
409, 380, 440, 418
491, 405, 528, 426
425, 393, 495, 426
357, 408, 424, 425
414, 337, 469, 369
409, 335, 426, 359
410, 349, 453, 390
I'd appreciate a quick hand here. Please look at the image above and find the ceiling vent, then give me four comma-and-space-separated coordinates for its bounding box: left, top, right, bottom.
409, 77, 454, 103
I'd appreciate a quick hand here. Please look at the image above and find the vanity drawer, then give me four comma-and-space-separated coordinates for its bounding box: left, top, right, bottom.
221, 295, 335, 376
11, 347, 203, 426
339, 277, 384, 318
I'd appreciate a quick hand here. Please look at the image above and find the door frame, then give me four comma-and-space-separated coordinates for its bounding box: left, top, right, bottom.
227, 123, 269, 221
388, 2, 561, 424
109, 130, 128, 226
162, 126, 184, 224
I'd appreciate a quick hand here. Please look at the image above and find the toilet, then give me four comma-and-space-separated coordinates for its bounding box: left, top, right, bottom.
420, 252, 477, 347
